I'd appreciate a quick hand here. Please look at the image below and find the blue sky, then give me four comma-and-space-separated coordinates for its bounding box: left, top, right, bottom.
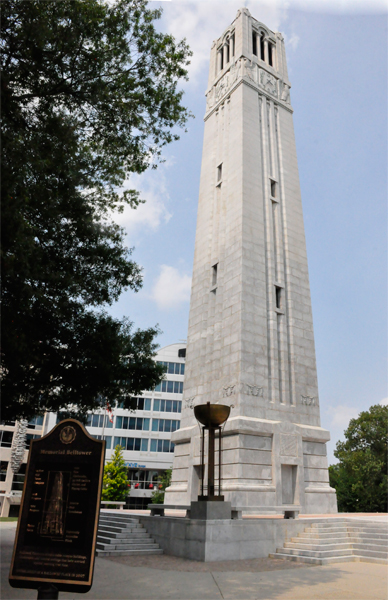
108, 1, 387, 462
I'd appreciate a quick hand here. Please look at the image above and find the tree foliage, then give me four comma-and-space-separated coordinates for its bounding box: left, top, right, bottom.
102, 445, 129, 503
329, 404, 388, 513
1, 0, 192, 420
151, 468, 171, 504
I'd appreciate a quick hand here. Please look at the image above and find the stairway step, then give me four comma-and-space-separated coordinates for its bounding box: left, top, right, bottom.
269, 552, 354, 565
300, 532, 349, 540
352, 547, 388, 559
310, 523, 348, 529
98, 523, 142, 533
346, 527, 388, 535
97, 548, 163, 557
284, 542, 353, 551
97, 542, 161, 551
352, 541, 388, 551
97, 529, 141, 539
293, 536, 353, 544
99, 515, 140, 524
357, 556, 388, 565
97, 534, 151, 544
277, 547, 354, 558
100, 511, 139, 519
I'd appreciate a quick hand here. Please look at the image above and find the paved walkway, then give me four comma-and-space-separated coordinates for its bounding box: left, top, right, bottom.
1, 520, 387, 600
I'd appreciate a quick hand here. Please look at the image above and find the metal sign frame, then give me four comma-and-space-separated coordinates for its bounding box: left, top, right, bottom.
9, 419, 105, 594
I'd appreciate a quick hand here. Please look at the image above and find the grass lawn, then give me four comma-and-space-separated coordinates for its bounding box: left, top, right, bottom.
0, 517, 18, 522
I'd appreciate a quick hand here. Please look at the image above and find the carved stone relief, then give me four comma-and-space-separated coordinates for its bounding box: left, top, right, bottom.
220, 382, 264, 398
206, 59, 284, 112
185, 397, 196, 409
280, 434, 298, 457
280, 82, 290, 104
243, 59, 258, 84
222, 384, 236, 397
259, 69, 278, 98
301, 395, 318, 406
245, 384, 264, 397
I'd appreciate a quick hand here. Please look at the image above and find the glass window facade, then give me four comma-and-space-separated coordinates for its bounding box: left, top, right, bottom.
115, 397, 152, 410
114, 437, 142, 451
93, 435, 112, 450
154, 380, 183, 394
157, 361, 185, 375
116, 416, 150, 431
0, 431, 13, 447
86, 414, 113, 429
151, 419, 180, 433
153, 399, 182, 413
27, 416, 44, 429
150, 439, 175, 453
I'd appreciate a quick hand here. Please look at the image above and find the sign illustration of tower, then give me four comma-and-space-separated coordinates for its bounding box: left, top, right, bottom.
165, 8, 337, 514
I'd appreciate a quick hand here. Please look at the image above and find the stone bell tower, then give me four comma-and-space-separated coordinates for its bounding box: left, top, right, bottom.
165, 8, 337, 514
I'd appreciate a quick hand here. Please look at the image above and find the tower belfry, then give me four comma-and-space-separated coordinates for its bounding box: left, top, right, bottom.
166, 8, 337, 514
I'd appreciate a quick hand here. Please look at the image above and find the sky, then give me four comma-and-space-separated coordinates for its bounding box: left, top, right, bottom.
107, 0, 388, 463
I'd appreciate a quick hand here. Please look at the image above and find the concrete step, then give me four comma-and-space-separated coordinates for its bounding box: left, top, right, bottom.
352, 541, 388, 551
99, 523, 143, 531
97, 541, 161, 551
269, 552, 355, 566
299, 532, 349, 540
273, 519, 388, 566
99, 520, 142, 528
309, 523, 348, 529
292, 537, 388, 550
276, 547, 352, 559
97, 534, 151, 545
97, 512, 163, 557
349, 532, 388, 545
97, 528, 142, 539
97, 548, 163, 557
99, 518, 140, 528
98, 527, 144, 536
358, 556, 388, 565
305, 528, 349, 535
347, 527, 388, 535
293, 535, 352, 543
352, 547, 388, 559
284, 542, 353, 551
99, 514, 139, 521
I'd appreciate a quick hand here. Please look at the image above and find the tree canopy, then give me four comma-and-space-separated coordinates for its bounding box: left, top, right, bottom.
102, 445, 129, 503
329, 404, 388, 513
1, 0, 192, 421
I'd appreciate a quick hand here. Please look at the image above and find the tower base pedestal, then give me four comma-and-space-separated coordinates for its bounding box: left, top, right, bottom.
190, 501, 231, 520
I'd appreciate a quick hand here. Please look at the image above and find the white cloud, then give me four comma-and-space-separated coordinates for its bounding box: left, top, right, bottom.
159, 0, 386, 88
150, 265, 192, 309
284, 33, 300, 51
289, 0, 387, 12
161, 1, 284, 86
380, 398, 388, 406
114, 168, 172, 241
328, 404, 360, 428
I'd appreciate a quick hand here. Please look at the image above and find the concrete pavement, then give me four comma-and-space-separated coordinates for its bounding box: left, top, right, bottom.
1, 521, 387, 600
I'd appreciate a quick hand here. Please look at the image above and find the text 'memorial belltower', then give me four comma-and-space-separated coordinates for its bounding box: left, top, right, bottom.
165, 8, 337, 514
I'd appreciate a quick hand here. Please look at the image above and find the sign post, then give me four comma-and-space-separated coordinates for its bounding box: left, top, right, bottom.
9, 419, 105, 597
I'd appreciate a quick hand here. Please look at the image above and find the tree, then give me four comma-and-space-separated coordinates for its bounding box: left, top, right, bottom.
1, 0, 192, 421
102, 445, 129, 503
329, 404, 388, 513
151, 468, 171, 504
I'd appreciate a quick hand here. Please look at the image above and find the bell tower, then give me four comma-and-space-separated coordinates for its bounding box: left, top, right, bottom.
165, 8, 337, 514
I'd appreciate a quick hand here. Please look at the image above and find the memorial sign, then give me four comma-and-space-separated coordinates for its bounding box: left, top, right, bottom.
9, 419, 105, 594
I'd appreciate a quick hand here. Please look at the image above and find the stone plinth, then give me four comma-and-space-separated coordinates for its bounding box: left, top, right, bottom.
190, 501, 232, 520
